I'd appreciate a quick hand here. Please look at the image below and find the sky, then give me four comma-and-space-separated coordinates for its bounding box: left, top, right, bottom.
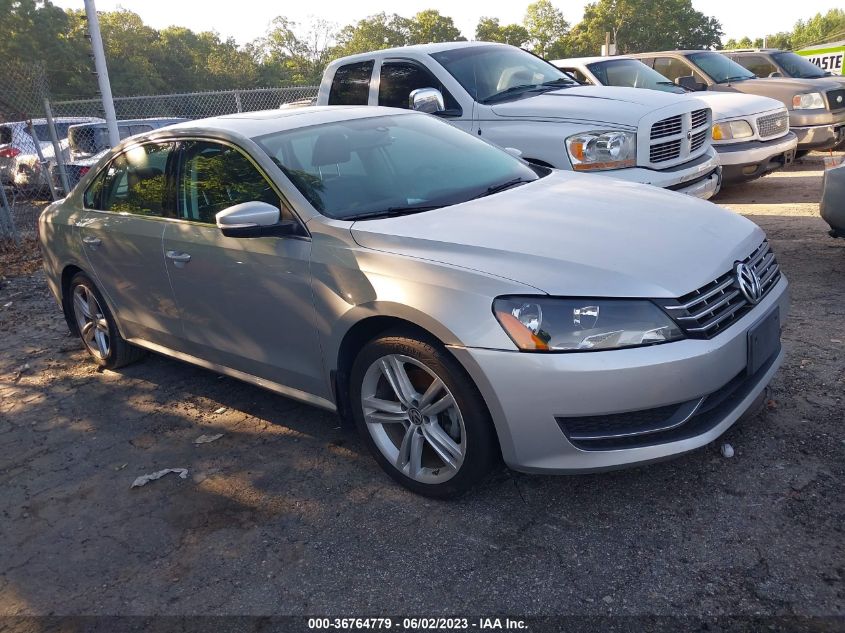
52, 0, 843, 45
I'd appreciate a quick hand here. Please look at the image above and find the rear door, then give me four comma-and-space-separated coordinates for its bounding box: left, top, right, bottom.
76, 141, 183, 348
161, 139, 327, 400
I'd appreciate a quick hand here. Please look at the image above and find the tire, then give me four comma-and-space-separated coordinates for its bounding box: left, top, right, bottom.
67, 272, 145, 369
350, 330, 498, 498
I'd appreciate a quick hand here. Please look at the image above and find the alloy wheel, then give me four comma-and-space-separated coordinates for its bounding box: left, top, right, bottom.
361, 354, 466, 484
72, 284, 110, 360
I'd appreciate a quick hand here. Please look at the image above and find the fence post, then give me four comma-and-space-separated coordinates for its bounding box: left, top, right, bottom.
26, 120, 59, 201
234, 90, 243, 113
84, 0, 120, 147
44, 99, 70, 195
0, 182, 20, 246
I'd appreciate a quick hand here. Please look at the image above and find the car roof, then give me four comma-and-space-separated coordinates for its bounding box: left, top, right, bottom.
67, 117, 186, 130
329, 41, 509, 66
634, 50, 718, 56
726, 49, 784, 54
147, 106, 415, 140
552, 56, 639, 66
1, 117, 101, 128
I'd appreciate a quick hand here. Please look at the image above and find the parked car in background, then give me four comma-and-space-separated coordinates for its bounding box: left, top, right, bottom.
1, 117, 101, 194
552, 56, 797, 184
40, 106, 788, 497
317, 42, 723, 199
724, 49, 845, 85
51, 117, 186, 193
630, 51, 845, 152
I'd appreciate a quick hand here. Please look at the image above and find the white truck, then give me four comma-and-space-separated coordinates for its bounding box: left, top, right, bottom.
317, 42, 722, 198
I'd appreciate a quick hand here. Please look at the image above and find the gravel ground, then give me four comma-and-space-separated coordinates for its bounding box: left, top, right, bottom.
0, 153, 843, 618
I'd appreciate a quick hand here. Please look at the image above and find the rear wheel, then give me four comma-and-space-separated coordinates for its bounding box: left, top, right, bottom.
350, 332, 498, 498
68, 272, 144, 369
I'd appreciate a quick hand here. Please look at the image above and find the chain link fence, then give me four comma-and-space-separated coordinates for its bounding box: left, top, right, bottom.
1, 62, 317, 257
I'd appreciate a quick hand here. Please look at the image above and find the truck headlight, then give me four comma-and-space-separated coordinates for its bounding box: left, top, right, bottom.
792, 92, 825, 110
712, 120, 753, 141
565, 131, 636, 171
493, 297, 684, 352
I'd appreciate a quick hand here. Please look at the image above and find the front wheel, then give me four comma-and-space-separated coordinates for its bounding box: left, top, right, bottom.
350, 332, 498, 498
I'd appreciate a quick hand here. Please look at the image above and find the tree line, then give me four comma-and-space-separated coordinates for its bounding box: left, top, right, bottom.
1, 0, 839, 102
722, 9, 845, 51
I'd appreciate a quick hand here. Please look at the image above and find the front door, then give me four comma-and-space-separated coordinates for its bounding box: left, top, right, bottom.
76, 141, 183, 348
161, 139, 327, 400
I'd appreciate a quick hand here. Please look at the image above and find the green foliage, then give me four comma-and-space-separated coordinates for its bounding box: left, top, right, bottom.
723, 9, 845, 52
475, 17, 530, 47
333, 13, 412, 58
524, 0, 569, 57
408, 10, 464, 44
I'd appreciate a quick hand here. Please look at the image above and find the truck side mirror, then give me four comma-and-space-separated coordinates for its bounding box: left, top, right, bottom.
409, 88, 445, 114
675, 75, 705, 91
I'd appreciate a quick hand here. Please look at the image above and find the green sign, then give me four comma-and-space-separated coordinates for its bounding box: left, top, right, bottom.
797, 45, 845, 76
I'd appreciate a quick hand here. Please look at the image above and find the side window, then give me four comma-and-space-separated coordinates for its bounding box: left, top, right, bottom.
178, 141, 280, 224
653, 57, 703, 83
378, 61, 460, 111
90, 142, 175, 217
328, 61, 374, 106
561, 67, 589, 83
735, 55, 777, 77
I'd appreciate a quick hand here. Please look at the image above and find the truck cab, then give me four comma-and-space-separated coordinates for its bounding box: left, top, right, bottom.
317, 42, 722, 199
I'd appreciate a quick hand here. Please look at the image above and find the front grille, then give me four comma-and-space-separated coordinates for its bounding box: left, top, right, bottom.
757, 111, 789, 138
827, 89, 845, 111
650, 138, 682, 162
647, 107, 711, 168
662, 240, 780, 339
651, 114, 682, 139
690, 129, 707, 151
691, 108, 708, 129
557, 349, 780, 451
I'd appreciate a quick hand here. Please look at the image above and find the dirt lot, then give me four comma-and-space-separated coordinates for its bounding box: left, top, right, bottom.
1, 153, 843, 619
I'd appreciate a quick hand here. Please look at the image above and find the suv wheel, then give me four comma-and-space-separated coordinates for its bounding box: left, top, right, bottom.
350, 332, 498, 498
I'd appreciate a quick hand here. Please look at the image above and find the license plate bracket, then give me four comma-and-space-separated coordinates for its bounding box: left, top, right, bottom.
747, 307, 780, 376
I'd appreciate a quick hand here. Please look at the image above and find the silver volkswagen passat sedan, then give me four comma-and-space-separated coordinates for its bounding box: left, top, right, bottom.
39, 106, 789, 497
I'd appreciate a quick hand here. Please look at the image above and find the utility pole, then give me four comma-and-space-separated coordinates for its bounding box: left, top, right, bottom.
84, 0, 119, 147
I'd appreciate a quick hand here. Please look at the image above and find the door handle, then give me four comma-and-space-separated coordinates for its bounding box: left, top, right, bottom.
166, 250, 192, 265
82, 236, 101, 247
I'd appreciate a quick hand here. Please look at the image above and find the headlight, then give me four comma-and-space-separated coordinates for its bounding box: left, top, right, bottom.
493, 297, 684, 352
565, 131, 636, 171
712, 120, 754, 141
792, 92, 825, 110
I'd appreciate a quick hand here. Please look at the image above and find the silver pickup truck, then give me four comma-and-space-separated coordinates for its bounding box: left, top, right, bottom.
631, 50, 845, 152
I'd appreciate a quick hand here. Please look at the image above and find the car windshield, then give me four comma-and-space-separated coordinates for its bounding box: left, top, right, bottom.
254, 113, 543, 220
688, 51, 756, 83
770, 51, 828, 78
431, 45, 577, 103
588, 59, 686, 93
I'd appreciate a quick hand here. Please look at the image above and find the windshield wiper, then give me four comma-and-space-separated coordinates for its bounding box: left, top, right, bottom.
345, 204, 442, 221
541, 78, 576, 87
722, 75, 753, 83
473, 177, 533, 199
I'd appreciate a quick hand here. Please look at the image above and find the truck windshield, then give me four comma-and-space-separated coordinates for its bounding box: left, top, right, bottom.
688, 52, 756, 83
431, 45, 577, 103
588, 59, 686, 93
770, 51, 828, 79
254, 113, 543, 221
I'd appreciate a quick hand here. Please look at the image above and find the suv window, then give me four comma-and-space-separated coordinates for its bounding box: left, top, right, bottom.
734, 55, 777, 77
377, 61, 460, 112
328, 61, 374, 106
652, 57, 704, 84
178, 140, 280, 224
85, 142, 175, 216
0, 126, 11, 145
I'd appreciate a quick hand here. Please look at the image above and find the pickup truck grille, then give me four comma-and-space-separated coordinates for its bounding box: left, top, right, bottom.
646, 107, 711, 167
827, 89, 845, 111
662, 241, 780, 339
757, 111, 789, 138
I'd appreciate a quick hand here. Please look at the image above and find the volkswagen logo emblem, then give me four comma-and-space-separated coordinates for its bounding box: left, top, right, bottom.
735, 262, 763, 304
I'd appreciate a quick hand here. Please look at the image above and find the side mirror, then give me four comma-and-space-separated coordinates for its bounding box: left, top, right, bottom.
675, 75, 705, 91
216, 201, 297, 238
504, 147, 523, 158
768, 71, 783, 78
409, 87, 445, 114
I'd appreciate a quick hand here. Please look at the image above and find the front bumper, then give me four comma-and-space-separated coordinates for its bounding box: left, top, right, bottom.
605, 148, 722, 199
450, 276, 789, 473
792, 122, 845, 151
716, 132, 798, 184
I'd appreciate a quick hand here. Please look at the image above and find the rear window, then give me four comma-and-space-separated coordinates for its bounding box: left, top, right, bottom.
328, 61, 374, 105
0, 126, 11, 145
30, 122, 73, 142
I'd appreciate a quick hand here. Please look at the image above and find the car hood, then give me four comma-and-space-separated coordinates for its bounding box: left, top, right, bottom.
489, 86, 698, 128
693, 91, 784, 120
351, 172, 763, 298
726, 76, 844, 95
